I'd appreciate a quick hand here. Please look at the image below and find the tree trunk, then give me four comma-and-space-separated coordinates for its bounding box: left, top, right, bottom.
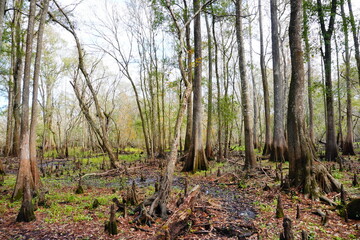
270, 0, 287, 162
335, 36, 343, 150
12, 0, 24, 157
183, 0, 208, 172
248, 18, 259, 150
13, 0, 37, 200
235, 0, 257, 170
212, 14, 223, 161
205, 13, 214, 159
0, 0, 6, 49
347, 0, 360, 85
29, 0, 49, 193
303, 2, 315, 144
258, 0, 272, 156
288, 0, 341, 198
341, 1, 355, 155
52, 1, 118, 169
16, 175, 36, 222
317, 0, 338, 161
288, 0, 314, 195
2, 0, 12, 156
5, 76, 14, 156
184, 1, 193, 154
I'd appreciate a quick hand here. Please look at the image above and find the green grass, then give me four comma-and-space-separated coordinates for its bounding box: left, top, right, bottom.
123, 147, 143, 153
119, 153, 142, 162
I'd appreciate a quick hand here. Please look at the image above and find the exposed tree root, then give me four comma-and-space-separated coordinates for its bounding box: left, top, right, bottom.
313, 163, 341, 194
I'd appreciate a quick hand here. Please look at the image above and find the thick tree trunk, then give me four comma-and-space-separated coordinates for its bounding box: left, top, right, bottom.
235, 0, 257, 170
29, 0, 49, 193
13, 0, 37, 200
288, 0, 314, 195
341, 1, 355, 156
317, 0, 338, 161
258, 0, 272, 155
183, 0, 208, 172
16, 175, 36, 222
270, 0, 287, 162
288, 0, 341, 198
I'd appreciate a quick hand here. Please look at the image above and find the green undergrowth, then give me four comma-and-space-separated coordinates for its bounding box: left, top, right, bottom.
119, 153, 142, 162
39, 188, 119, 224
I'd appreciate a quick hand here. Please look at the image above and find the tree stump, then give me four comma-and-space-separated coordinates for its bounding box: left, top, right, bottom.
340, 184, 346, 205
296, 205, 300, 219
353, 173, 358, 187
105, 204, 117, 235
301, 230, 308, 240
75, 177, 84, 194
92, 199, 100, 209
346, 198, 360, 220
276, 195, 284, 218
279, 216, 294, 240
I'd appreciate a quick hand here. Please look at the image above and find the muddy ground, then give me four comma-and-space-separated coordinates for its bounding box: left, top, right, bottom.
0, 152, 359, 239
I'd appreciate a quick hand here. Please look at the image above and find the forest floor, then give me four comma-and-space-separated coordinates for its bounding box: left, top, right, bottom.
0, 149, 359, 239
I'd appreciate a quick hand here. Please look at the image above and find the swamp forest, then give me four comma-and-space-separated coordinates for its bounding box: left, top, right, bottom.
0, 0, 359, 239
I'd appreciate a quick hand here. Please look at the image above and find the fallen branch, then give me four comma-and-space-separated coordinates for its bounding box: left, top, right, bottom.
76, 166, 142, 180
153, 185, 200, 239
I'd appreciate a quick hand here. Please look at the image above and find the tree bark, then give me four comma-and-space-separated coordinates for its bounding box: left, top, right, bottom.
248, 17, 259, 150
12, 0, 24, 157
183, 0, 208, 172
205, 13, 214, 159
316, 0, 338, 161
341, 1, 355, 155
288, 0, 341, 197
347, 0, 360, 85
0, 0, 6, 49
29, 0, 49, 193
5, 76, 14, 156
258, 0, 272, 155
184, 0, 193, 154
303, 2, 315, 144
211, 16, 223, 162
13, 0, 36, 200
288, 0, 314, 195
235, 0, 257, 170
335, 36, 343, 150
270, 0, 287, 162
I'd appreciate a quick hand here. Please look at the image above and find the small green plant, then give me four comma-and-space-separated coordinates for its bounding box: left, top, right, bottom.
332, 171, 344, 179
73, 214, 93, 222
237, 180, 247, 189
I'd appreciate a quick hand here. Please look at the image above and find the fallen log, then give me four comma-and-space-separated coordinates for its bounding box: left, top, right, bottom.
153, 185, 200, 240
